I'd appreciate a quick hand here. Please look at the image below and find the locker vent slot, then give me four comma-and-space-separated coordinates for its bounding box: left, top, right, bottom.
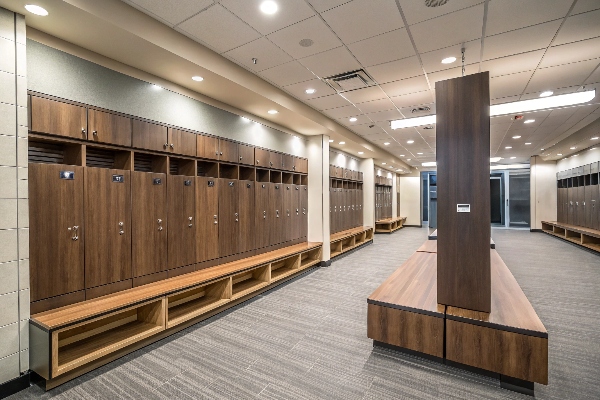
169, 159, 179, 175
86, 148, 115, 169
134, 153, 153, 172
28, 142, 64, 164
197, 161, 218, 178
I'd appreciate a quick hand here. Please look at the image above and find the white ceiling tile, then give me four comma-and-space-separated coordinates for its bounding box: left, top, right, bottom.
420, 40, 481, 75
491, 95, 520, 105
177, 4, 260, 53
399, 103, 436, 116
553, 9, 600, 45
223, 37, 293, 72
428, 64, 479, 87
480, 50, 544, 77
259, 61, 316, 86
541, 37, 600, 68
352, 124, 387, 136
483, 20, 561, 60
347, 29, 414, 67
283, 78, 336, 100
367, 56, 423, 85
525, 59, 599, 93
398, 0, 483, 26
337, 115, 371, 126
571, 0, 600, 15
489, 70, 533, 99
390, 90, 434, 108
305, 93, 351, 110
298, 46, 361, 78
305, 0, 353, 13
584, 64, 600, 84
125, 0, 214, 26
519, 85, 582, 100
267, 16, 343, 59
321, 0, 404, 44
355, 98, 397, 114
410, 5, 484, 53
486, 0, 571, 36
340, 86, 388, 104
381, 76, 430, 98
366, 109, 405, 122
220, 0, 315, 35
324, 104, 362, 118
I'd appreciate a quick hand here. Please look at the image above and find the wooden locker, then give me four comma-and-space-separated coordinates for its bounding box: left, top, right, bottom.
292, 185, 301, 241
577, 186, 585, 227
238, 144, 254, 166
301, 185, 308, 239
283, 184, 293, 242
219, 139, 239, 163
30, 96, 87, 140
239, 180, 255, 253
592, 184, 600, 230
255, 148, 270, 168
131, 171, 167, 278
196, 177, 219, 263
567, 187, 574, 225
269, 184, 284, 246
88, 109, 132, 147
219, 179, 240, 257
270, 151, 283, 170
337, 187, 343, 232
359, 189, 364, 226
329, 185, 335, 234
84, 168, 131, 288
296, 158, 308, 174
29, 163, 85, 301
168, 128, 196, 157
132, 120, 167, 153
585, 185, 594, 228
556, 187, 562, 223
197, 134, 219, 160
167, 175, 196, 269
255, 182, 271, 249
282, 154, 294, 172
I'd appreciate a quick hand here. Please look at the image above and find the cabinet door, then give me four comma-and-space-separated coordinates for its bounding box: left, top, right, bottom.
85, 168, 131, 288
300, 185, 308, 239
269, 151, 283, 170
238, 144, 254, 166
330, 187, 335, 233
169, 128, 196, 157
255, 148, 270, 168
132, 120, 167, 152
592, 185, 600, 230
292, 185, 301, 240
29, 163, 84, 301
30, 96, 87, 139
219, 179, 240, 257
557, 188, 563, 223
269, 184, 284, 246
283, 185, 294, 242
567, 187, 573, 225
585, 186, 593, 228
197, 134, 219, 160
296, 158, 308, 174
282, 154, 294, 172
167, 175, 196, 269
255, 182, 271, 249
219, 139, 239, 163
88, 109, 132, 147
196, 177, 219, 263
239, 181, 255, 253
132, 172, 167, 278
578, 186, 586, 227
359, 189, 364, 226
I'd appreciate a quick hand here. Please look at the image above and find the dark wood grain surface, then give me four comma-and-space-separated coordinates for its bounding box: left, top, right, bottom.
30, 96, 87, 140
132, 120, 167, 153
88, 109, 131, 147
196, 177, 219, 263
167, 175, 196, 269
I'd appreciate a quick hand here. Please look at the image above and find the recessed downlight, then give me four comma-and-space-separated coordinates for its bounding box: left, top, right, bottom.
510, 157, 516, 159
192, 76, 204, 82
539, 91, 553, 97
441, 56, 456, 64
557, 153, 562, 156
260, 1, 278, 14
570, 146, 576, 150
525, 142, 531, 145
383, 142, 390, 145
25, 4, 48, 16
268, 109, 278, 114
329, 139, 334, 142
505, 146, 512, 149
358, 151, 364, 155
382, 162, 386, 165
339, 141, 345, 145
407, 140, 414, 144
417, 152, 423, 155
349, 117, 358, 122
407, 159, 411, 161
305, 88, 316, 94
512, 135, 521, 139
591, 137, 599, 140
524, 119, 535, 124
400, 154, 405, 157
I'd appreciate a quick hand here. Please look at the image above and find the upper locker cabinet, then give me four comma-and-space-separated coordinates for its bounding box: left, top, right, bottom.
282, 154, 295, 172
84, 168, 132, 289
255, 148, 270, 168
255, 182, 271, 250
88, 109, 132, 147
196, 177, 219, 264
167, 175, 196, 270
219, 139, 239, 163
238, 143, 254, 166
197, 134, 219, 160
131, 171, 167, 279
132, 119, 168, 153
219, 179, 240, 258
269, 151, 283, 170
238, 180, 255, 254
295, 158, 308, 174
30, 96, 87, 140
168, 128, 197, 157
29, 164, 85, 302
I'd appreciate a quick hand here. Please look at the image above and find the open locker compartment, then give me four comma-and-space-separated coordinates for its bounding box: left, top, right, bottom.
231, 265, 270, 300
271, 254, 301, 282
300, 247, 322, 269
166, 277, 231, 328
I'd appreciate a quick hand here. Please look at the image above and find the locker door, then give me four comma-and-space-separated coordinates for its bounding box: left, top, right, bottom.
269, 184, 283, 246
557, 188, 563, 223
255, 182, 271, 249
238, 144, 254, 166
577, 186, 585, 226
255, 148, 270, 168
284, 184, 293, 242
593, 184, 600, 230
30, 96, 87, 140
85, 168, 131, 288
301, 185, 308, 239
585, 185, 593, 228
292, 185, 301, 240
29, 163, 84, 301
219, 139, 239, 163
196, 177, 219, 263
219, 179, 240, 257
132, 120, 167, 153
239, 181, 255, 253
169, 128, 197, 157
167, 175, 196, 269
88, 109, 132, 147
269, 151, 283, 170
329, 186, 335, 234
567, 187, 574, 225
197, 134, 219, 160
132, 171, 167, 278
359, 189, 364, 226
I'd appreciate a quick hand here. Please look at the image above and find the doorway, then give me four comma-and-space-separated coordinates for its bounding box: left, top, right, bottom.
490, 174, 504, 225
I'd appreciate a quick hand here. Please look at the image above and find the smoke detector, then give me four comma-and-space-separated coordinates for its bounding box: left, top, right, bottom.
299, 39, 314, 47
323, 69, 377, 92
425, 0, 449, 7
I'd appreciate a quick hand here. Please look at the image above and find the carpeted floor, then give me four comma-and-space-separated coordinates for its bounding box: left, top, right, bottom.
10, 227, 600, 399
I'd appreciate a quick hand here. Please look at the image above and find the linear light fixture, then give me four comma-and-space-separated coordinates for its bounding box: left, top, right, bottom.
390, 89, 596, 129
425, 157, 503, 167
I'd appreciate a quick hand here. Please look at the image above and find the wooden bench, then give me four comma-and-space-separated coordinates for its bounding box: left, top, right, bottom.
428, 229, 495, 249
375, 217, 407, 233
30, 242, 322, 389
330, 226, 374, 258
541, 221, 600, 253
368, 242, 547, 393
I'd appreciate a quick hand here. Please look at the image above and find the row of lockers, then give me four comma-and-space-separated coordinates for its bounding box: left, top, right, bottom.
30, 94, 308, 172
330, 187, 364, 234
556, 162, 599, 180
375, 176, 393, 186
29, 162, 308, 306
375, 186, 393, 221
557, 185, 600, 230
329, 165, 364, 182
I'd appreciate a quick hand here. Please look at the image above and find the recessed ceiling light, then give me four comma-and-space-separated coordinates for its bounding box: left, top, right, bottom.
557, 153, 562, 156
384, 142, 390, 145
505, 146, 512, 149
400, 154, 405, 157
192, 76, 204, 82
268, 110, 278, 114
591, 137, 599, 140
358, 151, 364, 155
260, 0, 278, 14
339, 141, 345, 144
241, 117, 250, 122
570, 146, 576, 150
540, 91, 553, 97
305, 88, 316, 94
407, 159, 412, 161
151, 84, 162, 90
349, 117, 358, 122
422, 162, 437, 167
417, 152, 423, 155
441, 56, 457, 64
329, 139, 334, 142
524, 119, 535, 124
574, 154, 578, 157
512, 135, 521, 139
24, 4, 48, 16
540, 148, 544, 151
510, 157, 516, 159
525, 142, 531, 145
591, 148, 597, 150
407, 140, 414, 144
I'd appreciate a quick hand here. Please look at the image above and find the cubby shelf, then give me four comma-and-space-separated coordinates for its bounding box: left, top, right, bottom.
541, 221, 600, 254
330, 227, 373, 259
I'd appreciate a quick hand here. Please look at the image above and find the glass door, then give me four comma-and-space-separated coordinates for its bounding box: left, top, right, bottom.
508, 172, 530, 228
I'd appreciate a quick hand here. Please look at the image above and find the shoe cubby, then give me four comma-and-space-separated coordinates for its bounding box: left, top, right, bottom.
271, 254, 301, 282
301, 175, 308, 185
331, 240, 343, 258
582, 234, 600, 252
28, 138, 85, 166
197, 160, 218, 178
134, 152, 168, 173
300, 247, 322, 269
169, 157, 196, 176
86, 146, 133, 170
565, 229, 580, 244
239, 166, 255, 181
166, 277, 231, 328
256, 168, 270, 182
282, 172, 293, 184
293, 174, 301, 185
270, 170, 282, 183
341, 236, 355, 250
219, 163, 239, 179
231, 265, 270, 300
553, 226, 565, 235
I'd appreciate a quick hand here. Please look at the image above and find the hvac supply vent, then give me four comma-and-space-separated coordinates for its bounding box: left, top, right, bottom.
323, 69, 377, 93
425, 0, 449, 7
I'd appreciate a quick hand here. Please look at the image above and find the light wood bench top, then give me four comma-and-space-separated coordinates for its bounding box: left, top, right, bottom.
427, 230, 495, 248
375, 216, 406, 224
417, 240, 438, 253
32, 242, 322, 331
330, 226, 373, 242
542, 221, 600, 239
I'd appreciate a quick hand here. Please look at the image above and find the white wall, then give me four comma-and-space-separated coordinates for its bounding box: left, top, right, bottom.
556, 147, 600, 170
399, 175, 421, 226
530, 156, 557, 230
360, 158, 375, 228
329, 149, 360, 170
309, 136, 330, 260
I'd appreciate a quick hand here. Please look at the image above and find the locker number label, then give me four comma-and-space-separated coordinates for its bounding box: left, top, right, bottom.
207, 180, 214, 187
457, 204, 470, 213
228, 182, 234, 187
112, 174, 124, 183
60, 171, 74, 180
153, 178, 162, 185
184, 180, 192, 186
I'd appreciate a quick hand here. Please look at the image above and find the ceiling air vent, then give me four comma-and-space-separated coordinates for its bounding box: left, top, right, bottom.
323, 69, 377, 93
425, 0, 449, 7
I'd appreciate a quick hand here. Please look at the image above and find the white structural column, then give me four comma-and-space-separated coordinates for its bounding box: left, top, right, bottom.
391, 173, 398, 218
530, 156, 557, 230
360, 158, 375, 228
308, 135, 330, 261
399, 171, 421, 226
0, 7, 29, 385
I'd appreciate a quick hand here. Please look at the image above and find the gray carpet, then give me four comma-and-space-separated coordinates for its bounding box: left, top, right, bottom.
10, 228, 600, 399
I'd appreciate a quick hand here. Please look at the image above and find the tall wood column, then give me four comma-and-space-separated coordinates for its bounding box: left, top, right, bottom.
436, 72, 491, 313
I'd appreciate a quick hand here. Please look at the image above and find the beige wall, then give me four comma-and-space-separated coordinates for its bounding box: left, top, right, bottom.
308, 136, 329, 260
399, 175, 421, 226
360, 158, 375, 228
556, 147, 600, 171
530, 156, 557, 230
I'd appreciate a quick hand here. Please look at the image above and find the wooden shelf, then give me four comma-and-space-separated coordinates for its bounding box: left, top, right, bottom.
271, 255, 300, 282
375, 217, 406, 234
330, 227, 373, 259
541, 221, 600, 254
231, 265, 269, 299
232, 278, 268, 299
166, 278, 231, 328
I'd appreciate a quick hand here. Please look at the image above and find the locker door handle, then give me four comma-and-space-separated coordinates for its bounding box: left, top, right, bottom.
276, 210, 279, 218
257, 160, 260, 164
157, 219, 163, 231
170, 143, 174, 149
188, 216, 193, 227
263, 211, 266, 219
81, 128, 86, 135
164, 143, 169, 149
240, 156, 243, 160
92, 130, 97, 136
118, 222, 124, 235
68, 225, 79, 241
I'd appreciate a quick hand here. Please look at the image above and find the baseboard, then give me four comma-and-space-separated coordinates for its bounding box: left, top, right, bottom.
403, 224, 422, 227
320, 260, 332, 267
0, 372, 30, 399
530, 228, 542, 232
